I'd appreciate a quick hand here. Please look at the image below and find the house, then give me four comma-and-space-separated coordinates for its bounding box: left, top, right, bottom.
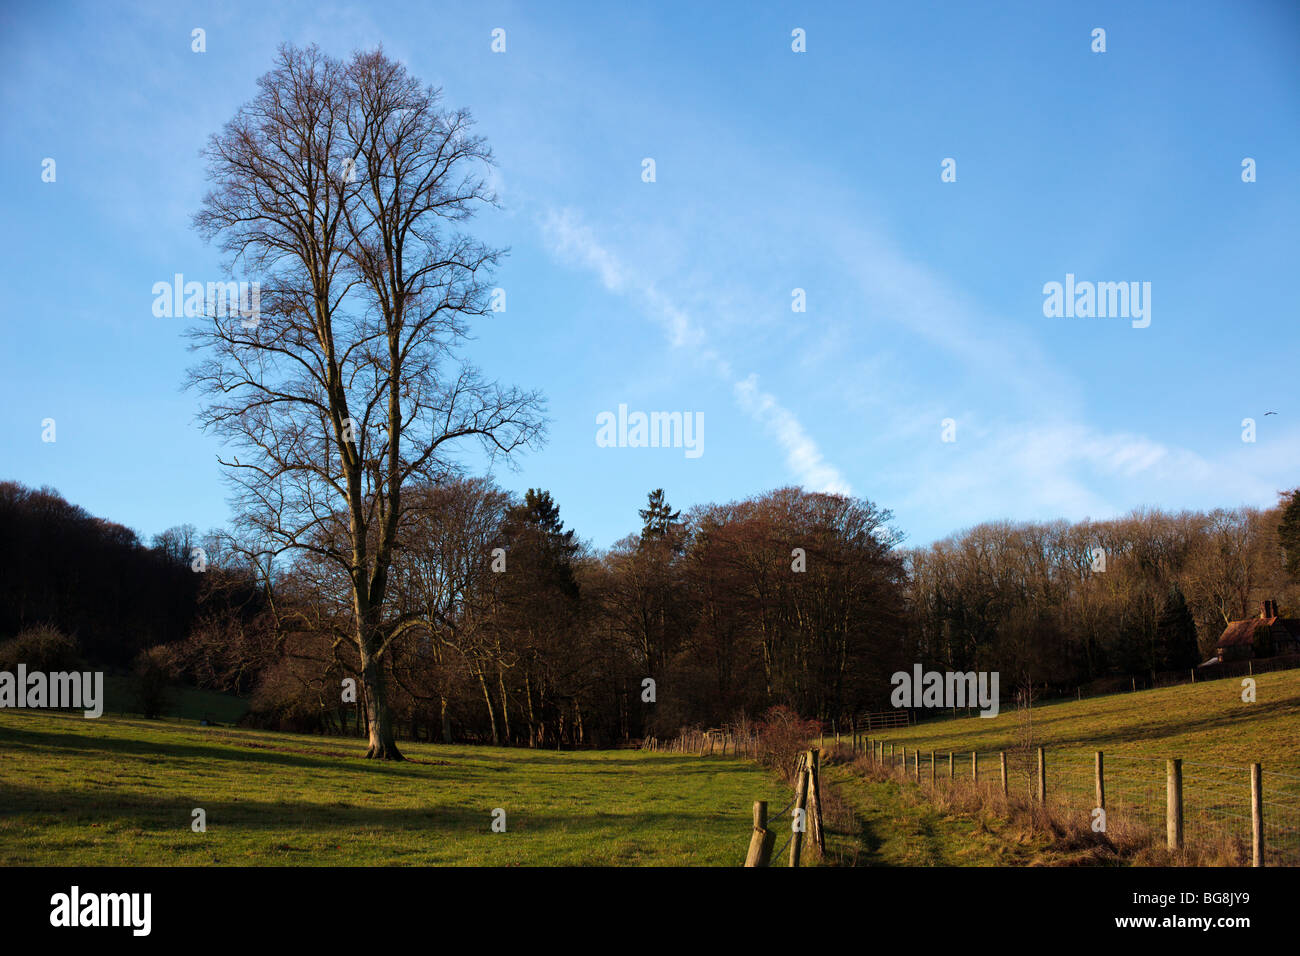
1210, 600, 1300, 663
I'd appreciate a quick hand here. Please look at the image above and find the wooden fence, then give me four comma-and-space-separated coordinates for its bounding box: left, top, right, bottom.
643, 725, 758, 757
859, 736, 1298, 866
744, 748, 825, 867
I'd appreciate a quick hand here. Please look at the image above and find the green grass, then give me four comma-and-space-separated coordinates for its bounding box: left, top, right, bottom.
831, 669, 1300, 864
0, 711, 790, 866
100, 676, 252, 725
821, 768, 1052, 866
865, 669, 1300, 768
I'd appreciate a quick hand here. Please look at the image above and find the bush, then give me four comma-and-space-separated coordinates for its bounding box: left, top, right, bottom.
0, 624, 83, 673
132, 646, 175, 719
755, 705, 821, 781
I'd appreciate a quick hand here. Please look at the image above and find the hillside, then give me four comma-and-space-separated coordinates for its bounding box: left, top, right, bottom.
866, 669, 1300, 766
835, 670, 1300, 864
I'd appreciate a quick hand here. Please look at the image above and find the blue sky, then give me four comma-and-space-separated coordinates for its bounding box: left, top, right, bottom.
2, 0, 1298, 552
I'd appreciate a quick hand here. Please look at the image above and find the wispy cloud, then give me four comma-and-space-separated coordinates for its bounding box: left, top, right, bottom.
540, 206, 851, 495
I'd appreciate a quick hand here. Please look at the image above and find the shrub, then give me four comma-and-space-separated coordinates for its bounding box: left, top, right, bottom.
755, 705, 821, 780
132, 646, 175, 719
0, 624, 83, 673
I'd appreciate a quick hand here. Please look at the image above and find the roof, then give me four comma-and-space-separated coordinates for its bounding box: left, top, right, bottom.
1218, 616, 1300, 647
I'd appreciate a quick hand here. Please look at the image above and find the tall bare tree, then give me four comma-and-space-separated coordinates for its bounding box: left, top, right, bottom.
188, 44, 543, 758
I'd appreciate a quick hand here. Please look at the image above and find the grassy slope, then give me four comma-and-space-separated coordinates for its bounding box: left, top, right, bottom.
820, 670, 1300, 865
0, 712, 790, 866
865, 670, 1300, 769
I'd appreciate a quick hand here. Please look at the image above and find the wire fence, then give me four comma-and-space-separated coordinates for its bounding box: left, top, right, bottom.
864, 738, 1298, 866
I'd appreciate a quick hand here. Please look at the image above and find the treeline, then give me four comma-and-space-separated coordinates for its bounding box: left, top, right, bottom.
906, 495, 1300, 696
4, 479, 1298, 745
0, 482, 265, 680
225, 484, 908, 746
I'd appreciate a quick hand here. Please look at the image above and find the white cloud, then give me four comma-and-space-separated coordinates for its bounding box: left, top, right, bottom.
733, 374, 852, 494
540, 206, 852, 495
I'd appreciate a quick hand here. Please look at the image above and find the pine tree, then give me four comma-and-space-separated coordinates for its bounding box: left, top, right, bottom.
1156, 584, 1201, 670
638, 488, 681, 540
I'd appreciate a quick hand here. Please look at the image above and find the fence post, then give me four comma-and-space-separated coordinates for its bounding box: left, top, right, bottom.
948, 751, 954, 781
971, 751, 978, 785
930, 750, 936, 784
810, 749, 825, 857
1166, 758, 1183, 851
1251, 763, 1264, 867
790, 760, 810, 868
913, 748, 919, 780
1037, 747, 1046, 804
745, 801, 775, 867
1000, 751, 1008, 797
1095, 751, 1105, 811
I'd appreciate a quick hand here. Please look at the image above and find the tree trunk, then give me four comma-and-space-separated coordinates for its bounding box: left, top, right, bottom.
524, 671, 537, 748
360, 647, 403, 760
497, 666, 511, 745
476, 669, 499, 745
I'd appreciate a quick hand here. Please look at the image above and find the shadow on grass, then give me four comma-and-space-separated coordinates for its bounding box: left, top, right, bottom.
0, 717, 753, 785
0, 777, 756, 850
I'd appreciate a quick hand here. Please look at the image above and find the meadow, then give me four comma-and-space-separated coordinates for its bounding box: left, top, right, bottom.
0, 712, 789, 866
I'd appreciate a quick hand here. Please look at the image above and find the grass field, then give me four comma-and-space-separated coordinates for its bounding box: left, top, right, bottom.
0, 711, 790, 866
5, 672, 1298, 867
100, 675, 252, 725
859, 669, 1300, 768
832, 669, 1300, 864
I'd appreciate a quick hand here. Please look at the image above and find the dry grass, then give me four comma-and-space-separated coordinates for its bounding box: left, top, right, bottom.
820, 744, 1247, 866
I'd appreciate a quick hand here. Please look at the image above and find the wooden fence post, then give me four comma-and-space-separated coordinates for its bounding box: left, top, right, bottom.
1037, 747, 1046, 804
1000, 751, 1008, 797
971, 751, 978, 785
790, 761, 810, 868
809, 750, 825, 857
948, 751, 954, 781
929, 750, 936, 784
1251, 763, 1264, 867
1095, 751, 1105, 810
745, 801, 774, 867
1166, 758, 1183, 851
912, 748, 919, 780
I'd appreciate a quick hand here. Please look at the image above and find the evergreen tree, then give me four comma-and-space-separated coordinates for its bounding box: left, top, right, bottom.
1156, 583, 1201, 670
638, 488, 681, 540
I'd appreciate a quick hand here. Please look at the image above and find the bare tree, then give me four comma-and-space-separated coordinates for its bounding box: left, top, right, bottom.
188, 44, 544, 759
